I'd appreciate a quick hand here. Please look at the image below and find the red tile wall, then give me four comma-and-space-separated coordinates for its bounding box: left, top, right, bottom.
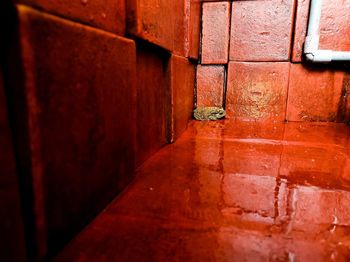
196, 65, 225, 108
17, 0, 126, 34
3, 0, 198, 260
230, 0, 294, 62
289, 0, 350, 122
185, 0, 201, 60
10, 5, 137, 258
165, 55, 195, 142
127, 0, 198, 56
293, 0, 350, 62
227, 62, 290, 122
201, 2, 230, 64
287, 64, 346, 122
196, 0, 350, 123
136, 44, 167, 167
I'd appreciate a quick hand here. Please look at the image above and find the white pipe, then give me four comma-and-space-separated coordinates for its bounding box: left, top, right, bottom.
307, 0, 322, 36
304, 0, 350, 62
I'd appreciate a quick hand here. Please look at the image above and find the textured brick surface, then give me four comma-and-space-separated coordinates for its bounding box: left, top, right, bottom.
293, 0, 350, 62
318, 0, 350, 50
127, 0, 186, 55
136, 44, 167, 167
196, 65, 225, 108
13, 5, 136, 258
292, 0, 311, 62
165, 55, 195, 143
185, 0, 201, 59
287, 64, 345, 122
0, 70, 27, 262
227, 62, 290, 121
230, 0, 294, 61
19, 0, 125, 34
201, 2, 230, 64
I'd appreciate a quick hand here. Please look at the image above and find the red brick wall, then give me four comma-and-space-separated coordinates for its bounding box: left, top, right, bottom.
3, 0, 200, 260
198, 0, 350, 123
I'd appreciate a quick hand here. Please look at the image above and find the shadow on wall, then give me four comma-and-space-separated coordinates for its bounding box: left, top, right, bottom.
0, 0, 28, 261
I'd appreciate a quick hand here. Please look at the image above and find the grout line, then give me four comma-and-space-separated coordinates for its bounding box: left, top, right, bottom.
284, 64, 292, 122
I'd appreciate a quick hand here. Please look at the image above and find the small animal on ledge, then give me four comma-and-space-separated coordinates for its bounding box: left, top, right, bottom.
193, 107, 226, 121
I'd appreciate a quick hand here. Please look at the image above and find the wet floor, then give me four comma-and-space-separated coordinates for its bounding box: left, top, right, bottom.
55, 120, 350, 261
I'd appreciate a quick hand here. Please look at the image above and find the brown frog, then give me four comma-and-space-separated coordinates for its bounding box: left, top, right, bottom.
193, 107, 226, 121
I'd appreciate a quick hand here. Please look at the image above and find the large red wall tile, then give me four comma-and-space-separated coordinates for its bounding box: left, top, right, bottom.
18, 0, 125, 34
230, 0, 294, 62
127, 0, 186, 56
0, 70, 27, 262
196, 65, 225, 108
293, 0, 350, 62
11, 5, 136, 258
185, 0, 201, 60
227, 62, 290, 121
136, 44, 167, 167
201, 2, 230, 64
286, 64, 345, 122
165, 55, 195, 143
318, 1, 350, 51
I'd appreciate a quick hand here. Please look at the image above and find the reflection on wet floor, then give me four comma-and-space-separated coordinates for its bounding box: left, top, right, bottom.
56, 120, 350, 261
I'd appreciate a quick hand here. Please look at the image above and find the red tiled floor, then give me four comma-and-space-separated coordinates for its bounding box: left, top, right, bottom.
55, 120, 350, 261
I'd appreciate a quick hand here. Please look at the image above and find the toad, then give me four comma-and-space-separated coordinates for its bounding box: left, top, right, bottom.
193, 107, 226, 121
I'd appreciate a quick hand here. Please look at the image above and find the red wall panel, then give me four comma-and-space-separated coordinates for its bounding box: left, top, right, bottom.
10, 5, 137, 258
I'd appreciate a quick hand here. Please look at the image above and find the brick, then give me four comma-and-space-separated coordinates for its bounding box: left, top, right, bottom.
166, 55, 195, 143
286, 64, 345, 122
136, 44, 167, 167
0, 70, 27, 262
230, 0, 294, 62
196, 65, 225, 108
185, 0, 201, 60
127, 0, 186, 55
201, 2, 230, 64
227, 62, 290, 121
319, 1, 350, 50
292, 0, 311, 62
12, 5, 136, 258
293, 0, 350, 62
18, 0, 125, 34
